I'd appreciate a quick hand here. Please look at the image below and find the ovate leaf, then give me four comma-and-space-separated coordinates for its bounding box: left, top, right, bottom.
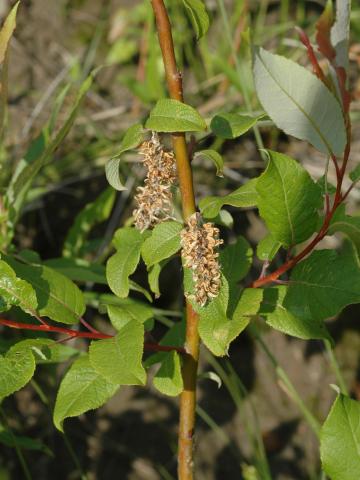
0, 260, 37, 314
105, 158, 127, 191
107, 301, 153, 330
198, 280, 262, 356
210, 112, 264, 139
147, 259, 170, 298
141, 221, 182, 267
194, 149, 224, 177
256, 233, 281, 261
199, 178, 258, 218
153, 351, 183, 397
105, 123, 144, 191
220, 236, 252, 283
253, 47, 346, 156
5, 257, 85, 325
182, 0, 209, 40
256, 150, 322, 246
106, 228, 144, 298
53, 355, 119, 432
119, 123, 144, 151
0, 344, 35, 400
63, 188, 115, 258
89, 321, 146, 385
285, 250, 360, 322
321, 393, 360, 480
145, 99, 206, 132
260, 286, 331, 341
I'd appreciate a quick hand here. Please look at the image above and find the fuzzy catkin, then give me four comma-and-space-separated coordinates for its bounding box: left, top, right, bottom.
133, 132, 177, 231
181, 212, 223, 307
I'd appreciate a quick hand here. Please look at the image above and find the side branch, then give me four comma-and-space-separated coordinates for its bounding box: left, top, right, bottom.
0, 318, 186, 354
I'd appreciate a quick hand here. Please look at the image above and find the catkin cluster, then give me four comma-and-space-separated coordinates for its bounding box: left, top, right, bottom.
181, 212, 223, 307
133, 132, 177, 231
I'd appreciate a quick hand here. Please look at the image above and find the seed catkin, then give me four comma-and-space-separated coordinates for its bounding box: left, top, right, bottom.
181, 212, 223, 307
133, 132, 177, 231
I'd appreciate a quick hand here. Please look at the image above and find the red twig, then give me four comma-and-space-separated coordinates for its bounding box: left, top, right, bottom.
296, 27, 328, 85
0, 318, 186, 354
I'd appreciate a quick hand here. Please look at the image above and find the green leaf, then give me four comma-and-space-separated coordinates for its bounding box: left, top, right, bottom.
199, 178, 258, 218
15, 339, 78, 364
317, 175, 337, 195
147, 259, 170, 298
194, 149, 224, 177
198, 279, 262, 356
220, 236, 253, 283
105, 123, 144, 191
44, 258, 107, 284
253, 47, 346, 156
105, 158, 127, 191
0, 2, 19, 65
182, 0, 209, 40
0, 260, 37, 314
211, 209, 234, 229
349, 164, 360, 183
286, 250, 360, 322
256, 150, 322, 246
260, 286, 332, 341
106, 228, 144, 298
210, 113, 264, 139
107, 301, 153, 330
53, 355, 119, 432
145, 99, 206, 132
256, 233, 281, 261
329, 205, 360, 265
141, 221, 182, 267
0, 426, 52, 455
331, 0, 351, 71
63, 188, 115, 258
321, 393, 360, 480
5, 257, 86, 325
153, 351, 183, 397
89, 321, 146, 385
144, 319, 185, 368
0, 344, 35, 400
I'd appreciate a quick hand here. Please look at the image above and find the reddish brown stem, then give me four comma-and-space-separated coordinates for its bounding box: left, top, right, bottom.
296, 27, 328, 85
0, 318, 186, 354
151, 1, 199, 478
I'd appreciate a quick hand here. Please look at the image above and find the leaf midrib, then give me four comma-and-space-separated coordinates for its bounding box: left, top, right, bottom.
258, 51, 335, 155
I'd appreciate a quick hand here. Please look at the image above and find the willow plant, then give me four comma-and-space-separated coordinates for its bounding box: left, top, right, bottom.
0, 1, 359, 479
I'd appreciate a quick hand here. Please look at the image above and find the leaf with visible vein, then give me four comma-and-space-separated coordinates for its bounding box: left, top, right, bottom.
89, 321, 146, 385
199, 179, 258, 218
106, 228, 144, 298
253, 47, 346, 156
256, 150, 322, 246
53, 355, 119, 432
321, 393, 360, 480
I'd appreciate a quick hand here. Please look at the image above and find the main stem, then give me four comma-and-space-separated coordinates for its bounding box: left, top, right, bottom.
151, 1, 200, 478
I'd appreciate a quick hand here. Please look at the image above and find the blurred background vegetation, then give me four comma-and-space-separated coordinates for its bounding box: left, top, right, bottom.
0, 0, 359, 479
